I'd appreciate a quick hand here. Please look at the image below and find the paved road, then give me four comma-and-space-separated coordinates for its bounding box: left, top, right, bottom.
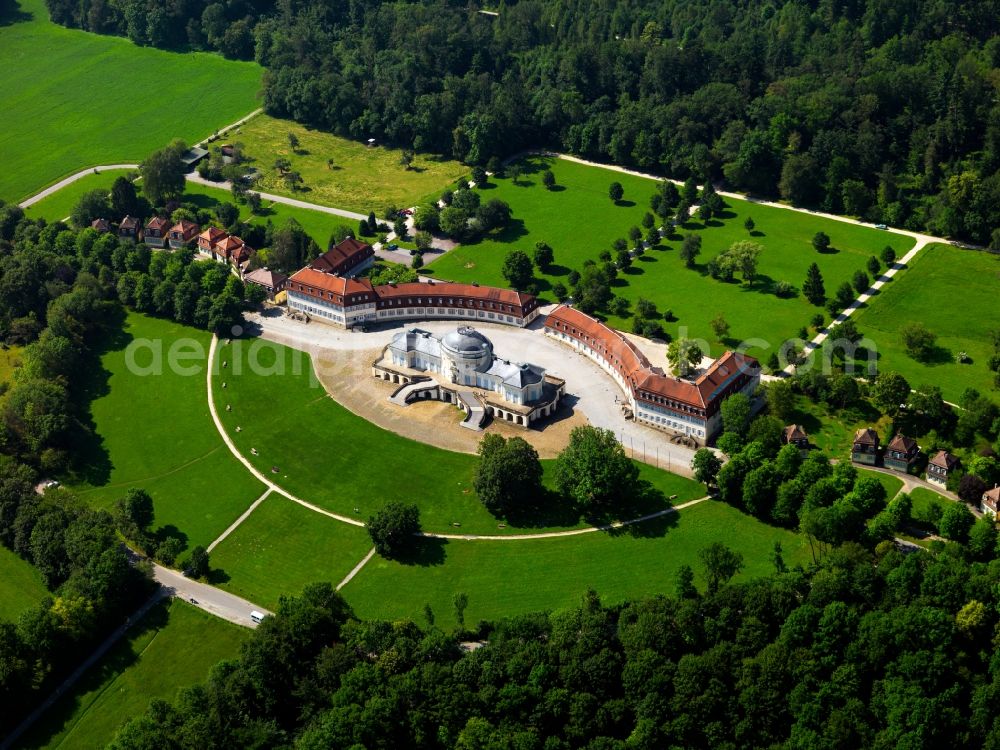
151, 562, 270, 628
185, 173, 367, 222
18, 164, 140, 208
195, 108, 263, 148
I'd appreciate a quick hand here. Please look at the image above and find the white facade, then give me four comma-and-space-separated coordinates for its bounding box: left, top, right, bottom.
388, 327, 546, 406
288, 294, 539, 329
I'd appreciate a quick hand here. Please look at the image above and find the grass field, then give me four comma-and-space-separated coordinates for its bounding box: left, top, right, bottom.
209, 497, 373, 608
0, 0, 260, 203
428, 156, 913, 358
858, 469, 904, 500
181, 181, 352, 250
17, 599, 249, 750
0, 545, 48, 622
342, 499, 811, 628
853, 243, 1000, 403
70, 313, 264, 551
909, 486, 952, 523
233, 114, 468, 214
22, 169, 135, 223
212, 337, 704, 535
786, 395, 892, 459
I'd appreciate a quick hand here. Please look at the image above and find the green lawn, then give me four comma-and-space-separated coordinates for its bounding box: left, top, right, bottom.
181, 181, 351, 250
22, 169, 135, 223
858, 469, 904, 500
343, 499, 811, 628
233, 114, 469, 214
0, 0, 261, 203
428, 156, 913, 358
16, 599, 249, 750
0, 545, 48, 622
213, 337, 704, 535
786, 394, 891, 460
209, 497, 374, 609
853, 243, 1000, 403
70, 313, 264, 551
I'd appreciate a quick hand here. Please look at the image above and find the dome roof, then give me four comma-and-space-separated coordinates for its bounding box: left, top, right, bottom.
442, 326, 492, 355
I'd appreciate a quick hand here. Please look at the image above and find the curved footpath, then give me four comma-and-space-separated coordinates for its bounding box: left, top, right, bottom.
205, 334, 709, 541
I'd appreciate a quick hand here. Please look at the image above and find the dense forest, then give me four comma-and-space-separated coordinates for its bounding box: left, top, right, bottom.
107, 540, 1000, 749
44, 0, 1000, 245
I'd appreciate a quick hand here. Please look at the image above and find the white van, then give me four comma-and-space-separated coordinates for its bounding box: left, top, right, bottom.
250, 610, 265, 624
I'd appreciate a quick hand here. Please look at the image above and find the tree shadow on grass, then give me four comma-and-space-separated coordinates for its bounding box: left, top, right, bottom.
716, 210, 738, 220
622, 266, 644, 275
584, 480, 678, 538
546, 185, 567, 193
637, 254, 658, 263
614, 200, 637, 208
207, 568, 231, 585
0, 0, 31, 25
153, 524, 189, 548
65, 307, 130, 487
395, 537, 447, 567
502, 488, 582, 531
911, 345, 954, 367
545, 264, 572, 277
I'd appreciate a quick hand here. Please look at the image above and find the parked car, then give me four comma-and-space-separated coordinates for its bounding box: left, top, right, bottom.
387, 243, 399, 250
875, 223, 887, 230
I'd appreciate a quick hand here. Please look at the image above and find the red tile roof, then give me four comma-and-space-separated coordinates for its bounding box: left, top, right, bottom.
545, 305, 651, 384
929, 450, 959, 471
375, 281, 535, 309
887, 434, 918, 453
545, 305, 758, 412
146, 216, 170, 232
119, 215, 139, 231
784, 424, 808, 442
311, 238, 374, 274
854, 428, 879, 446
244, 268, 288, 289
289, 267, 375, 296
170, 220, 199, 237
198, 227, 227, 245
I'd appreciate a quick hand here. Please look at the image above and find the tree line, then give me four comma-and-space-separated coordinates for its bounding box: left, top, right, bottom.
45, 0, 1000, 246
105, 537, 1000, 748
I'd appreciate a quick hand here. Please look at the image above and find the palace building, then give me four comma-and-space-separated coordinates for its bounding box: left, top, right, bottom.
373, 327, 564, 429
543, 304, 759, 444
286, 274, 541, 328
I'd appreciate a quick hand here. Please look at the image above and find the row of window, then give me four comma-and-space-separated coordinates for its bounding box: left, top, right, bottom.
641, 413, 705, 438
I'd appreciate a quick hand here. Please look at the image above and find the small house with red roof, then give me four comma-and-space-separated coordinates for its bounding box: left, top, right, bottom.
197, 227, 228, 255
782, 424, 809, 451
244, 268, 288, 301
927, 450, 959, 487
168, 220, 199, 249
118, 215, 140, 243
884, 433, 919, 473
144, 216, 171, 249
982, 487, 1000, 517
91, 218, 110, 233
851, 428, 879, 466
